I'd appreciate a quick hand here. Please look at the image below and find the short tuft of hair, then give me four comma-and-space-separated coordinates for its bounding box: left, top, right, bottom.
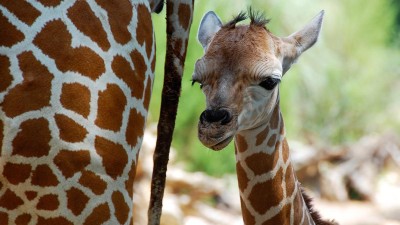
222, 8, 270, 29
223, 11, 247, 29
248, 7, 270, 27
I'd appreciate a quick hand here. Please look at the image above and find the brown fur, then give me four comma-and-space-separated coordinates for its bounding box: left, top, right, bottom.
301, 188, 339, 225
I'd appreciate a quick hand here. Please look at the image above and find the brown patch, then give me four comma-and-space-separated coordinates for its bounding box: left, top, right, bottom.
126, 108, 145, 147
66, 187, 89, 216
31, 165, 59, 187
68, 1, 110, 51
12, 118, 51, 157
3, 51, 52, 117
245, 151, 279, 176
240, 198, 256, 225
55, 114, 87, 142
174, 39, 183, 58
125, 161, 136, 197
178, 4, 192, 30
37, 194, 59, 211
248, 168, 284, 214
143, 77, 153, 110
130, 50, 147, 98
60, 83, 91, 118
54, 150, 91, 178
112, 191, 129, 224
83, 203, 110, 225
25, 191, 37, 200
33, 20, 105, 80
95, 0, 132, 45
166, 1, 174, 34
95, 136, 128, 179
0, 120, 3, 155
0, 212, 8, 224
236, 162, 249, 193
282, 139, 289, 163
15, 213, 31, 225
0, 56, 13, 92
1, 0, 40, 26
95, 84, 126, 132
37, 0, 62, 7
269, 106, 280, 130
267, 134, 277, 147
136, 4, 153, 57
112, 55, 145, 99
285, 165, 296, 197
3, 163, 31, 185
79, 170, 107, 195
256, 125, 269, 146
263, 203, 291, 225
235, 134, 248, 153
0, 189, 24, 210
292, 192, 304, 225
151, 53, 156, 72
37, 216, 73, 225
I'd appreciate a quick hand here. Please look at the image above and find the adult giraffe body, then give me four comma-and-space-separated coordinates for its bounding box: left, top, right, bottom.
193, 10, 337, 225
0, 0, 193, 224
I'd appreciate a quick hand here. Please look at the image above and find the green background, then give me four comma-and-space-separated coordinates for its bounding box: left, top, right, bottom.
148, 0, 400, 176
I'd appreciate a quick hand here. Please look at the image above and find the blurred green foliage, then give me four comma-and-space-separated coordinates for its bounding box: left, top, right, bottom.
148, 0, 400, 176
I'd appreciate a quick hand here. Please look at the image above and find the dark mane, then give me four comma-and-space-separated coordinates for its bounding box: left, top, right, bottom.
301, 188, 339, 225
223, 11, 247, 29
248, 7, 270, 27
222, 8, 270, 29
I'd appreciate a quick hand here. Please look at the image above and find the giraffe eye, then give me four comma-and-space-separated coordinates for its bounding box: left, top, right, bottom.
259, 77, 280, 90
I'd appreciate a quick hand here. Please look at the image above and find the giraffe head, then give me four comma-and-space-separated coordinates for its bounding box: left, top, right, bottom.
193, 10, 324, 150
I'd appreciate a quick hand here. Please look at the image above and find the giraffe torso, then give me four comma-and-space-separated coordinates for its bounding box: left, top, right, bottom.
0, 1, 154, 224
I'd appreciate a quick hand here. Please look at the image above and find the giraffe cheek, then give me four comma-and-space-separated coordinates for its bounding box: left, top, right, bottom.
238, 87, 278, 130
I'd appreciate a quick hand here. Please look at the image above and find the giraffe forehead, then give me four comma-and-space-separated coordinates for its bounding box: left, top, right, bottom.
207, 25, 276, 61
199, 25, 282, 81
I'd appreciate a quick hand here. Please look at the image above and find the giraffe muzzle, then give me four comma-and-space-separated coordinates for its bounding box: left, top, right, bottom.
198, 109, 237, 150
200, 109, 232, 125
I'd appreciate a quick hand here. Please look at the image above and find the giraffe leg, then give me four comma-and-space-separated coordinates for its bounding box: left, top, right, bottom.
148, 0, 194, 224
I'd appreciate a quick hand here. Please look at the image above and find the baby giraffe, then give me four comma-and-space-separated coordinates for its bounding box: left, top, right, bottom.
192, 9, 337, 225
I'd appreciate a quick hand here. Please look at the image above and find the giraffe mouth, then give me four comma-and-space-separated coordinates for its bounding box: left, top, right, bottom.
209, 134, 234, 151
197, 112, 238, 150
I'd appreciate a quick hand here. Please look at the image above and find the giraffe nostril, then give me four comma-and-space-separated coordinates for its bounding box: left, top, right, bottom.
220, 111, 232, 125
200, 109, 232, 125
200, 111, 207, 124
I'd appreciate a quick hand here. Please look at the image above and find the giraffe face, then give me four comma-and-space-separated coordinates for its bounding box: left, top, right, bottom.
194, 11, 324, 150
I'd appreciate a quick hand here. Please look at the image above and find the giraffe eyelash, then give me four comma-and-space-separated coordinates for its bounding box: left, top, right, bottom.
191, 79, 203, 89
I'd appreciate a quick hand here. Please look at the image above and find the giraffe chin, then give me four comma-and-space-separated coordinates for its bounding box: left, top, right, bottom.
200, 134, 234, 151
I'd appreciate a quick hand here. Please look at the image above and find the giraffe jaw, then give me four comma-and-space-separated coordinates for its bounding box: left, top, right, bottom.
209, 134, 234, 150
198, 127, 236, 151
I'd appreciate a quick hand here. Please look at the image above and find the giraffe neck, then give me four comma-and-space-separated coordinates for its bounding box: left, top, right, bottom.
234, 105, 315, 225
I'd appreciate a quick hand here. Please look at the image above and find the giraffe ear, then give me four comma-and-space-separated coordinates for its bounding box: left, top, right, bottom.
198, 11, 222, 51
281, 10, 324, 74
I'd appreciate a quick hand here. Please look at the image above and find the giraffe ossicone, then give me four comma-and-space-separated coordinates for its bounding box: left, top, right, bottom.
193, 9, 337, 225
